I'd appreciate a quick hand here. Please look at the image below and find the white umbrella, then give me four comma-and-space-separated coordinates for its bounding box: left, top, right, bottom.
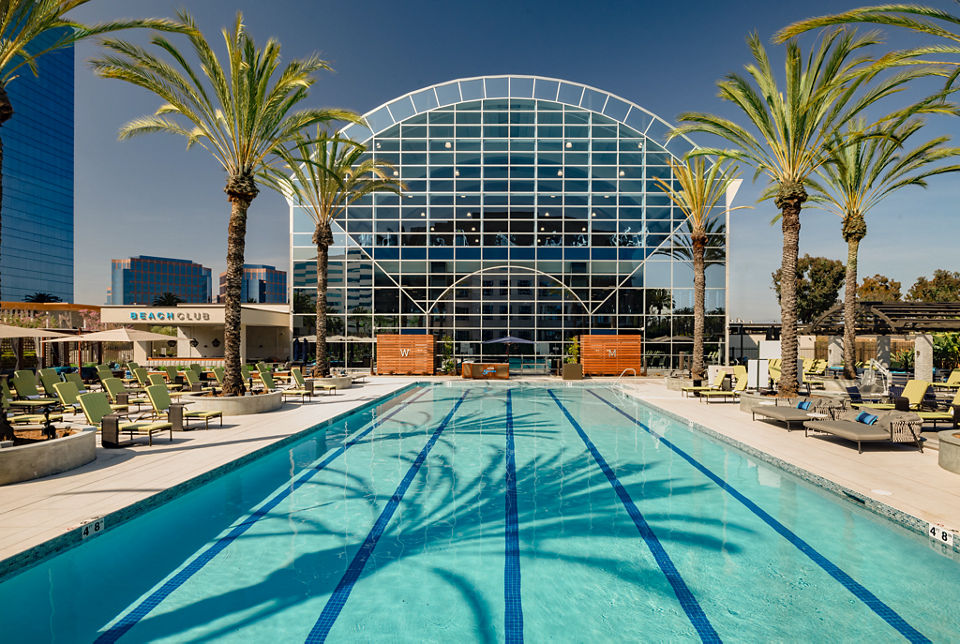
0, 324, 71, 339
43, 328, 176, 343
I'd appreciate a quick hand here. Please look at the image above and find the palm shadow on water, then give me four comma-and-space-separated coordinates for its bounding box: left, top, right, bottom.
115, 390, 756, 641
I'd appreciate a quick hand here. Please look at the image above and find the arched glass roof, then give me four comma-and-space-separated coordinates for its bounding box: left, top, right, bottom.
340, 74, 696, 159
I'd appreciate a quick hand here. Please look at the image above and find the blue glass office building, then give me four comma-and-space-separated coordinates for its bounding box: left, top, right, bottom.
109, 256, 212, 305
1, 30, 74, 302
290, 76, 730, 368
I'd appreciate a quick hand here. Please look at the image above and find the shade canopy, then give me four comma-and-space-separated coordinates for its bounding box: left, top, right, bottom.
43, 328, 176, 343
482, 336, 535, 344
0, 324, 71, 340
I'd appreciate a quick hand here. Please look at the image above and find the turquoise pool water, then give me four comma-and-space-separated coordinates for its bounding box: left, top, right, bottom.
2, 383, 959, 642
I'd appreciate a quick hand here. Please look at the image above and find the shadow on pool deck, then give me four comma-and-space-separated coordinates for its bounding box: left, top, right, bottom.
118, 401, 753, 642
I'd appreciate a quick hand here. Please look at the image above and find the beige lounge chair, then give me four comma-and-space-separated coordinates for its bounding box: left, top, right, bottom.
751, 398, 837, 431
681, 371, 726, 397
699, 366, 748, 403
803, 409, 923, 453
857, 380, 929, 411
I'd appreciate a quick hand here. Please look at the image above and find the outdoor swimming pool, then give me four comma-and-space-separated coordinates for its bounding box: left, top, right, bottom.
2, 382, 959, 642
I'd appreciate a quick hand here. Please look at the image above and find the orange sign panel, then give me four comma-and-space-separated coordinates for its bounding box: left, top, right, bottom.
580, 334, 643, 376
377, 334, 435, 375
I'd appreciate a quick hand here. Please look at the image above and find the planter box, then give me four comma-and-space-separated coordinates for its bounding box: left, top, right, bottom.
939, 431, 960, 475
181, 390, 283, 416
312, 376, 352, 390
665, 377, 693, 391
0, 429, 96, 486
562, 363, 583, 380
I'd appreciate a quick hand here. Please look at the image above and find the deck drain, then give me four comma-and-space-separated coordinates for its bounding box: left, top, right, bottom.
871, 489, 893, 496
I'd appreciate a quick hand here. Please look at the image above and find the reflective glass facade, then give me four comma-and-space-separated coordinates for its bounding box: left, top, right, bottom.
290, 76, 727, 368
109, 255, 212, 305
1, 30, 74, 302
219, 264, 287, 304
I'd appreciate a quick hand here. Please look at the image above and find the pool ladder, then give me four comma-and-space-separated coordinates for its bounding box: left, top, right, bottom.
615, 367, 637, 387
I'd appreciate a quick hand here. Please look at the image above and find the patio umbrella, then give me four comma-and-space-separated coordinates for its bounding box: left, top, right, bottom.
42, 328, 176, 343
0, 324, 70, 339
482, 335, 535, 357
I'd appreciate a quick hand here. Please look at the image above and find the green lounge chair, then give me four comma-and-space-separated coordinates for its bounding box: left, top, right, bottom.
12, 370, 56, 403
148, 373, 183, 398
858, 380, 929, 411
54, 381, 129, 416
190, 364, 204, 379
163, 365, 181, 383
917, 389, 960, 428
64, 371, 89, 394
126, 362, 140, 371
935, 369, 960, 391
144, 383, 222, 429
102, 377, 148, 411
699, 366, 748, 403
78, 391, 171, 446
212, 366, 225, 387
681, 371, 726, 397
284, 367, 332, 402
38, 368, 61, 396
183, 368, 217, 392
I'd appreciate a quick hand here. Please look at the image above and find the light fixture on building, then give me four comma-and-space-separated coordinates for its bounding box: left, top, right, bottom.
393, 170, 399, 177
565, 141, 572, 148
540, 226, 545, 231
557, 170, 563, 177
619, 170, 625, 177
444, 141, 452, 149
454, 169, 460, 177
420, 212, 426, 217
544, 212, 550, 217
591, 211, 597, 217
581, 226, 587, 232
471, 227, 476, 231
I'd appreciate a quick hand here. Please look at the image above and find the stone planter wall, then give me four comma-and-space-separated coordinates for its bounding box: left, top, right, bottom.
0, 429, 96, 486
938, 431, 960, 475
313, 376, 352, 390
181, 390, 283, 416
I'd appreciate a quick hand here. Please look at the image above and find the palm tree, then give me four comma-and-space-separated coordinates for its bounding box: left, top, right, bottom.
91, 12, 358, 395
654, 157, 746, 380
152, 292, 183, 306
671, 29, 926, 395
23, 292, 61, 303
0, 2, 183, 297
808, 117, 960, 377
261, 129, 402, 377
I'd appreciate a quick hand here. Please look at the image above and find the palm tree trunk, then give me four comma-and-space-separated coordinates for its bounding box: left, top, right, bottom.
842, 238, 860, 379
314, 221, 332, 378
775, 184, 806, 396
691, 230, 707, 380
221, 174, 259, 396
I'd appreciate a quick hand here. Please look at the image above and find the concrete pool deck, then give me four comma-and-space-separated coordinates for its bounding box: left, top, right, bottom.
1, 376, 957, 577
0, 378, 416, 574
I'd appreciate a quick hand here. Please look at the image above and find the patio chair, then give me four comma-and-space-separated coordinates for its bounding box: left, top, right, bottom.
190, 364, 204, 380
751, 397, 840, 431
102, 377, 148, 411
699, 366, 748, 403
212, 366, 225, 386
803, 408, 923, 454
183, 368, 217, 393
858, 380, 929, 411
78, 391, 171, 446
290, 367, 335, 400
144, 384, 222, 429
681, 371, 727, 397
54, 381, 128, 416
38, 368, 61, 396
916, 389, 960, 428
63, 371, 89, 394
148, 373, 183, 398
126, 362, 140, 371
11, 370, 56, 403
935, 368, 960, 391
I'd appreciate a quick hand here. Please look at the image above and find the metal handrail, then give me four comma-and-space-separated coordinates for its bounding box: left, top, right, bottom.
615, 367, 637, 387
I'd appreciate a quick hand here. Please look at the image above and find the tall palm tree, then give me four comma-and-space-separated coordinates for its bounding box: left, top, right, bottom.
91, 11, 358, 395
261, 129, 402, 377
808, 117, 960, 377
0, 1, 183, 297
671, 29, 927, 395
152, 292, 183, 306
23, 292, 61, 303
654, 157, 746, 380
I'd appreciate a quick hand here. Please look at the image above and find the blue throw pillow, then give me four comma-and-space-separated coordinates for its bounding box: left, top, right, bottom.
796, 401, 812, 410
856, 412, 879, 425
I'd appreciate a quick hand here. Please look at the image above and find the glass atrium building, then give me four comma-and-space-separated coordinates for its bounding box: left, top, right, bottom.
1, 30, 74, 302
290, 76, 730, 369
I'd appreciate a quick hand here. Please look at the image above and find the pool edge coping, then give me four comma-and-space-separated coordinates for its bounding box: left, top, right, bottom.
0, 382, 421, 584
618, 387, 960, 559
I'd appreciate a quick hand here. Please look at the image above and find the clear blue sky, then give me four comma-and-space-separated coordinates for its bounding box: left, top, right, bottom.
67, 0, 960, 318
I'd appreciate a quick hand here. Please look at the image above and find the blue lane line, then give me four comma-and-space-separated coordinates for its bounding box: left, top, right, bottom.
546, 390, 721, 643
95, 386, 432, 644
504, 389, 524, 643
587, 389, 929, 644
304, 390, 470, 643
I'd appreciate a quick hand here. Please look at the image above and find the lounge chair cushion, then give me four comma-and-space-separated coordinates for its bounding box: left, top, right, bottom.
804, 419, 890, 442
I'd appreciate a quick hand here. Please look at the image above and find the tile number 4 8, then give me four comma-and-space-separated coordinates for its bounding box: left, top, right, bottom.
81, 518, 105, 540
928, 524, 954, 547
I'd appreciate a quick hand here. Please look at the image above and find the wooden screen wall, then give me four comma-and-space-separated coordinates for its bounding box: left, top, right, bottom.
377, 334, 435, 375
580, 335, 643, 376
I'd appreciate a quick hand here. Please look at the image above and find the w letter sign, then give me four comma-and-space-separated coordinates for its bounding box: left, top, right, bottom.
400, 349, 410, 357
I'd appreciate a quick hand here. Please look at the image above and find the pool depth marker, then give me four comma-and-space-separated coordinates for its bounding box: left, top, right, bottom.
588, 389, 929, 644
504, 389, 524, 643
305, 389, 470, 643
95, 385, 433, 644
547, 390, 721, 644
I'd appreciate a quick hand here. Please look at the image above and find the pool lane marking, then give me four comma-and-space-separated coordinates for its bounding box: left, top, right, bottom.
504, 389, 524, 643
546, 390, 721, 644
587, 389, 929, 644
95, 385, 434, 644
304, 389, 470, 643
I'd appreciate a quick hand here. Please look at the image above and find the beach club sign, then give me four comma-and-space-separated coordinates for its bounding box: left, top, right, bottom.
129, 311, 211, 322
100, 307, 225, 325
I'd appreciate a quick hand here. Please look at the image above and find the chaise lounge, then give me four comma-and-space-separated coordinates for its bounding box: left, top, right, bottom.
803, 409, 923, 454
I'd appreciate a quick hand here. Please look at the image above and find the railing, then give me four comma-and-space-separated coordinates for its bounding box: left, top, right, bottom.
615, 367, 637, 387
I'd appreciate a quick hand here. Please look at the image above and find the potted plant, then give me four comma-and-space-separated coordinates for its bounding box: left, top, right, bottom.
440, 335, 456, 375
562, 336, 583, 380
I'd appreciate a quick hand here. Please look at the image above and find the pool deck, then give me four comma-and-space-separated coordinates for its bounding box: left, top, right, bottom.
0, 378, 416, 572
1, 376, 958, 576
618, 378, 960, 540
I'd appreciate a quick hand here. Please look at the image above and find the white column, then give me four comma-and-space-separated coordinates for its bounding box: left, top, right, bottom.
827, 336, 843, 367
133, 341, 149, 363
914, 334, 934, 382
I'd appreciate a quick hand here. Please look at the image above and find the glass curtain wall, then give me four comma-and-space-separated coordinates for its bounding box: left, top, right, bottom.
290, 76, 726, 369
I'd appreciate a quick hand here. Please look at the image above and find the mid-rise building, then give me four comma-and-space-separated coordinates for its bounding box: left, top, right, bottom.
1, 29, 74, 301
219, 264, 287, 304
108, 255, 212, 305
